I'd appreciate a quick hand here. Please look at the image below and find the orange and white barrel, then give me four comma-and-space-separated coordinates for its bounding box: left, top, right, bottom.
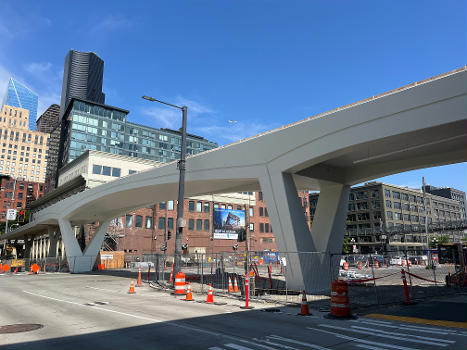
330, 280, 351, 317
343, 262, 349, 271
174, 271, 186, 295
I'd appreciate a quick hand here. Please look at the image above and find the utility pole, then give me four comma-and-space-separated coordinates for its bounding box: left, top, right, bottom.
422, 177, 429, 249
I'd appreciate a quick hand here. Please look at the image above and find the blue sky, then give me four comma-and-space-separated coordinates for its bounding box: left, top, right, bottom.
0, 1, 465, 191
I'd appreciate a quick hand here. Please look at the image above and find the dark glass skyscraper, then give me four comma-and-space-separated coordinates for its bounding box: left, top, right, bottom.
59, 50, 106, 118
2, 78, 39, 130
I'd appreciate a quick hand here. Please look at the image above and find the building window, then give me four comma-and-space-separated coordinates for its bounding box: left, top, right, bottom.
259, 207, 264, 216
394, 212, 401, 220
168, 200, 174, 210
384, 189, 390, 197
92, 164, 102, 174
189, 201, 195, 211
394, 202, 401, 209
402, 203, 409, 211
196, 219, 202, 230
265, 223, 269, 232
145, 216, 153, 229
249, 207, 253, 217
258, 192, 263, 201
204, 219, 210, 231
265, 208, 269, 217
403, 214, 410, 221
168, 217, 174, 229
249, 223, 254, 232
392, 191, 400, 199
188, 219, 194, 230
227, 204, 232, 210
111, 167, 121, 177
125, 214, 133, 227
135, 215, 143, 227
204, 202, 210, 213
237, 205, 242, 210
260, 223, 264, 233
196, 202, 202, 212
385, 200, 392, 208
387, 211, 393, 219
401, 193, 408, 201
262, 238, 273, 243
129, 170, 137, 175
102, 166, 111, 176
159, 202, 166, 210
156, 217, 164, 229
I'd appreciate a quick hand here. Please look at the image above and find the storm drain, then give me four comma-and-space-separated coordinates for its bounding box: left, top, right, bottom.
0, 324, 43, 334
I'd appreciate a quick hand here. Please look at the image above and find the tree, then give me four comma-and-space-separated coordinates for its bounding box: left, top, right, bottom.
430, 234, 450, 248
342, 236, 351, 254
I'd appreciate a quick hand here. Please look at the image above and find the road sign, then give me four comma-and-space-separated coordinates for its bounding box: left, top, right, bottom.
6, 209, 17, 221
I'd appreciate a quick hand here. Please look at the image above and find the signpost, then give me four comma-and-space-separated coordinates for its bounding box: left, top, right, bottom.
6, 209, 17, 221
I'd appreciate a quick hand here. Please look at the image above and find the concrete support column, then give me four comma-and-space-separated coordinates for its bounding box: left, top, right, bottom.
24, 236, 33, 260
38, 238, 43, 260
47, 226, 59, 258
58, 219, 110, 273
260, 169, 349, 292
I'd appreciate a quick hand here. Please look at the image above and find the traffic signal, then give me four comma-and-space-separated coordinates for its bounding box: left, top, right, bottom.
237, 228, 246, 242
167, 230, 172, 240
18, 210, 25, 223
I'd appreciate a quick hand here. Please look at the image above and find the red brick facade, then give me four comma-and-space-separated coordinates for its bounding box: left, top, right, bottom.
0, 176, 44, 222
110, 191, 310, 256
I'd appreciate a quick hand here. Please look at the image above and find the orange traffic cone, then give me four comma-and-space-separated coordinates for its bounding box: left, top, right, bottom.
233, 276, 240, 292
228, 276, 234, 293
137, 265, 142, 287
128, 280, 135, 294
185, 282, 193, 301
298, 290, 311, 316
169, 264, 174, 283
206, 283, 214, 303
375, 260, 379, 269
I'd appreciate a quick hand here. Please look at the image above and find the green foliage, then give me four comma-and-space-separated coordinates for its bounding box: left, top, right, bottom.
430, 234, 450, 248
342, 236, 350, 254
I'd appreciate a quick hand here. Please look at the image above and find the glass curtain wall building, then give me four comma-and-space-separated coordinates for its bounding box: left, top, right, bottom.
60, 98, 218, 166
2, 78, 39, 130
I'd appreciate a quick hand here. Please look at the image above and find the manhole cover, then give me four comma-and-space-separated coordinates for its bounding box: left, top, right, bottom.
0, 324, 43, 334
261, 308, 281, 313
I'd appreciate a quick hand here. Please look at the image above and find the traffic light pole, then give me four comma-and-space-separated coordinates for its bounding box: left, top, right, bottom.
173, 106, 188, 279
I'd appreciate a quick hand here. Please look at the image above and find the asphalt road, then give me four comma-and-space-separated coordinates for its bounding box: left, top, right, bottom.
1, 273, 465, 349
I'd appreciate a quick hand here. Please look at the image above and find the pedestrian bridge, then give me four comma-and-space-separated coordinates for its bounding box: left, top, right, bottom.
4, 67, 466, 292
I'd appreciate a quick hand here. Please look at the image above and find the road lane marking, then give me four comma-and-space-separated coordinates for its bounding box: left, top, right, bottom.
224, 344, 255, 350
209, 347, 226, 350
365, 313, 467, 329
307, 327, 420, 350
319, 324, 448, 347
254, 338, 300, 350
350, 325, 455, 344
352, 319, 453, 335
235, 338, 278, 350
22, 290, 228, 338
355, 344, 390, 350
267, 335, 330, 350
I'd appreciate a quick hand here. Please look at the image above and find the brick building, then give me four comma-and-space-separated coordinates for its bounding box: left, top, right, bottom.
0, 175, 44, 222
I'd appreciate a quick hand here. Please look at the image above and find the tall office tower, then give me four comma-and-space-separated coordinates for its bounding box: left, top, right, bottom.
36, 104, 61, 192
2, 78, 39, 130
59, 50, 106, 118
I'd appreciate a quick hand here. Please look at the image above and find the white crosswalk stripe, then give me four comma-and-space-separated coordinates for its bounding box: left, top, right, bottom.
319, 323, 449, 347
355, 344, 391, 350
224, 344, 254, 350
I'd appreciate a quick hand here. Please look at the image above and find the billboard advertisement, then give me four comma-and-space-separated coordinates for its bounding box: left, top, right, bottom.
213, 208, 245, 240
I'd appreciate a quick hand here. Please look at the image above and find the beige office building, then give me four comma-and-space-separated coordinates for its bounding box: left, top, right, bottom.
0, 105, 49, 182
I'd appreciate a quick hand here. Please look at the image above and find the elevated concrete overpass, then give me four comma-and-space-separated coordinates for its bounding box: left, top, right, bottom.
3, 67, 466, 292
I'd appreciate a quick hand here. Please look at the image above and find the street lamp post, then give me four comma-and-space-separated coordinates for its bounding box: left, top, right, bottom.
142, 96, 187, 279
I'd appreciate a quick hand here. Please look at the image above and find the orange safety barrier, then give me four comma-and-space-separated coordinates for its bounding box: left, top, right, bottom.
358, 261, 363, 270
169, 264, 174, 283
2, 264, 10, 273
31, 263, 40, 274
206, 283, 214, 303
343, 262, 349, 271
375, 260, 379, 269
128, 280, 135, 294
228, 276, 234, 293
137, 265, 142, 287
174, 271, 186, 295
233, 276, 240, 292
330, 280, 351, 318
185, 282, 193, 301
298, 290, 311, 316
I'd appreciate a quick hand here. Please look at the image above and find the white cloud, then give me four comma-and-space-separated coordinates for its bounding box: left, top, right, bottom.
91, 14, 133, 34
24, 62, 53, 75
140, 96, 274, 145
